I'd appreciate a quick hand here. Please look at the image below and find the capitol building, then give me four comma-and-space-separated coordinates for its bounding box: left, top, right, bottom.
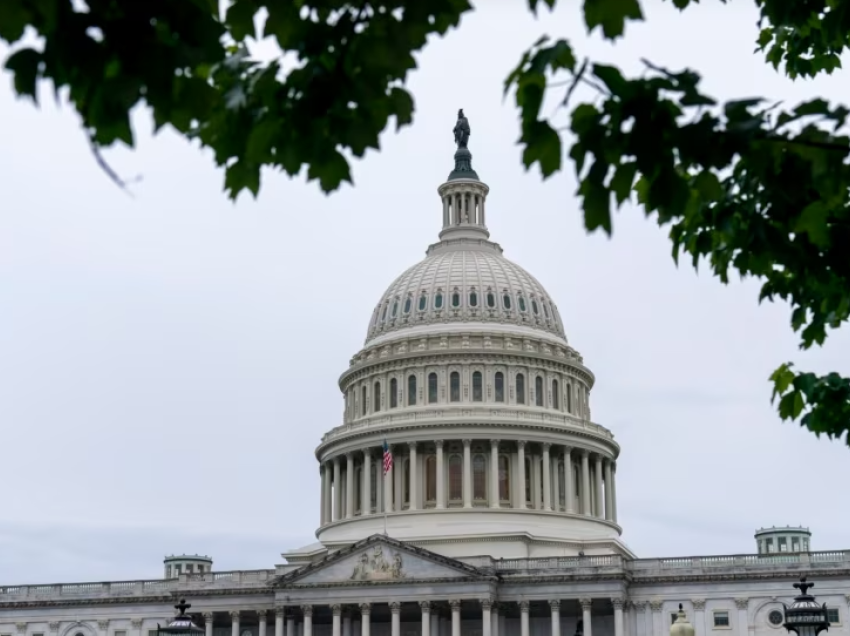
2, 116, 848, 636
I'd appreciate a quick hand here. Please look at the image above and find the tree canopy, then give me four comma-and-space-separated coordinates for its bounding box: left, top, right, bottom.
2, 0, 849, 444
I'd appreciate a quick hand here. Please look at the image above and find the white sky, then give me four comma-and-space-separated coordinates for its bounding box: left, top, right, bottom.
1, 1, 848, 585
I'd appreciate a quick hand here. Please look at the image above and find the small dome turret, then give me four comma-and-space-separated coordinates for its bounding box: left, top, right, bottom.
671, 605, 695, 636
163, 554, 213, 578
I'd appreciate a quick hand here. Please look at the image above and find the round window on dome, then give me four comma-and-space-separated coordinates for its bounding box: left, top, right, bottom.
768, 611, 783, 626
469, 291, 478, 307
418, 293, 428, 311
451, 291, 461, 308
435, 292, 444, 309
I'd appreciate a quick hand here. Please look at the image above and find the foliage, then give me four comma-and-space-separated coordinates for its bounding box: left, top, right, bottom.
2, 0, 850, 443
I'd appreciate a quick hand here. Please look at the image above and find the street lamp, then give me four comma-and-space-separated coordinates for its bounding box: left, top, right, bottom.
783, 577, 830, 636
157, 599, 205, 636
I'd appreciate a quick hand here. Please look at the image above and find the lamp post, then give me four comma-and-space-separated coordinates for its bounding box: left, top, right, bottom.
783, 577, 830, 636
157, 599, 205, 636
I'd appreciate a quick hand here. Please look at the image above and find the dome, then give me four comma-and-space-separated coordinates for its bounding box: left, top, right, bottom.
365, 240, 567, 345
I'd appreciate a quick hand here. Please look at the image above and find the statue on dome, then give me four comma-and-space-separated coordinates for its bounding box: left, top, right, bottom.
453, 108, 471, 149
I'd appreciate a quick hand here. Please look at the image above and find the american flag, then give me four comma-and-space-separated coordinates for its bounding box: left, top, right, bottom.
382, 440, 394, 475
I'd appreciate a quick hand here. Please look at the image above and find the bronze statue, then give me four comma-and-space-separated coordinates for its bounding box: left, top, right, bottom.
453, 108, 470, 149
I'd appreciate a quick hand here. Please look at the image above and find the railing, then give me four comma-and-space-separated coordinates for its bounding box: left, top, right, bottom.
1, 551, 849, 603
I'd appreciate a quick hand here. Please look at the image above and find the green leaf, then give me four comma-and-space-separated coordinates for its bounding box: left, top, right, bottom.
593, 63, 628, 95
693, 171, 722, 201
610, 162, 637, 205
583, 0, 643, 39
521, 120, 562, 177
307, 150, 353, 193
0, 0, 31, 43
225, 0, 258, 42
4, 47, 41, 102
225, 159, 261, 199
794, 201, 831, 248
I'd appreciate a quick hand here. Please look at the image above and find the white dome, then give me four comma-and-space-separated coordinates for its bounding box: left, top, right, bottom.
365, 239, 567, 345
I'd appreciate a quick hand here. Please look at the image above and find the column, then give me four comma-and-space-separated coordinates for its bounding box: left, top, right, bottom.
421, 601, 431, 636
332, 605, 342, 636
594, 455, 604, 518
482, 600, 492, 636
259, 611, 268, 636
131, 619, 143, 636
550, 600, 561, 636
287, 614, 296, 636
333, 457, 342, 521
203, 614, 213, 636
363, 450, 372, 516
409, 442, 419, 510
580, 450, 591, 515
692, 600, 706, 636
650, 601, 662, 636
611, 462, 618, 523
581, 598, 592, 636
735, 598, 749, 636
360, 604, 371, 636
345, 453, 355, 518
436, 440, 446, 509
230, 611, 240, 636
613, 599, 624, 636
320, 464, 328, 524
643, 602, 652, 636
563, 447, 574, 513
490, 440, 500, 508
517, 441, 527, 509
603, 460, 614, 521
542, 443, 552, 510
462, 439, 472, 508
450, 600, 461, 636
391, 602, 401, 636
519, 601, 530, 636
302, 606, 313, 636
275, 608, 284, 636
343, 611, 352, 636
491, 603, 500, 636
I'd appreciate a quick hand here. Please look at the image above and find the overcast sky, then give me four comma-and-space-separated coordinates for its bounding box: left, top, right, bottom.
2, 1, 849, 585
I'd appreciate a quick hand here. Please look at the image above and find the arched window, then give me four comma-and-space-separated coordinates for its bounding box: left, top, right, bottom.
566, 382, 572, 413
451, 289, 461, 307
428, 372, 438, 404
361, 385, 368, 416
434, 291, 444, 309
390, 378, 398, 408
503, 292, 512, 310
524, 456, 532, 504
494, 371, 505, 402
469, 290, 478, 307
426, 455, 437, 503
448, 454, 463, 501
472, 371, 483, 401
552, 379, 560, 410
418, 293, 428, 311
486, 290, 496, 308
516, 373, 526, 405
473, 454, 487, 501
535, 376, 544, 406
450, 371, 461, 402
373, 381, 381, 412
498, 454, 510, 501
518, 294, 527, 312
408, 374, 417, 406
403, 295, 412, 314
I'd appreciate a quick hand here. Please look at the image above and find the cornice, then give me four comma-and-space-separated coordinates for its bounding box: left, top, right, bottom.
630, 569, 850, 584
0, 588, 276, 610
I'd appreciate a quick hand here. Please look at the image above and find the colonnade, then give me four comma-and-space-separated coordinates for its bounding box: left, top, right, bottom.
318, 440, 617, 527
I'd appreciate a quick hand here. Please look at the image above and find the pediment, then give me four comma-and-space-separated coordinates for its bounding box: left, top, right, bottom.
277, 535, 487, 586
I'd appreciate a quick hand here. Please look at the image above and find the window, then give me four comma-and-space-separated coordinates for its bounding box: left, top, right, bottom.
516, 373, 526, 404
469, 290, 478, 307
486, 291, 496, 308
827, 609, 840, 624
355, 466, 362, 512
518, 294, 527, 312
408, 375, 417, 406
543, 301, 550, 318
532, 299, 539, 315
567, 382, 573, 413
391, 300, 398, 317
713, 611, 730, 628
373, 381, 381, 412
779, 537, 787, 551
768, 611, 784, 626
473, 454, 487, 500
451, 289, 461, 307
449, 455, 463, 501
498, 455, 510, 501
450, 371, 461, 402
403, 296, 412, 314
176, 564, 182, 574
402, 458, 410, 505
558, 461, 566, 508
149, 631, 160, 636
426, 455, 437, 502
552, 379, 560, 409
390, 378, 398, 408
472, 371, 483, 401
524, 457, 532, 504
418, 293, 428, 311
503, 292, 512, 310
114, 633, 127, 636
535, 376, 544, 406
186, 563, 194, 572
428, 373, 438, 403
361, 386, 367, 416
435, 291, 444, 309
371, 464, 378, 509
381, 303, 388, 321
494, 372, 505, 402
